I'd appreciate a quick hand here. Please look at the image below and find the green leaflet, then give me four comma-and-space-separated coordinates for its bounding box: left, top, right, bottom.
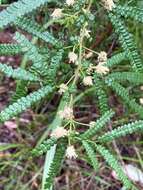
94, 144, 137, 190
14, 32, 49, 77
98, 120, 143, 142
0, 63, 39, 81
106, 52, 128, 68
45, 50, 64, 84
81, 110, 114, 139
0, 85, 53, 122
82, 141, 99, 171
11, 81, 28, 103
94, 74, 109, 114
113, 5, 143, 24
108, 13, 143, 72
32, 137, 57, 157
0, 0, 54, 28
106, 79, 143, 118
14, 17, 61, 47
14, 32, 63, 81
106, 72, 143, 85
0, 44, 22, 55
43, 138, 67, 190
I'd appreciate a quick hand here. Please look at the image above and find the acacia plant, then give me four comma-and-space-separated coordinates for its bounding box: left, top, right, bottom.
0, 0, 143, 189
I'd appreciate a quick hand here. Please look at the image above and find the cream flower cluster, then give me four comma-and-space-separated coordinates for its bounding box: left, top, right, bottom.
89, 121, 96, 128
98, 51, 107, 63
95, 51, 109, 75
51, 9, 63, 18
86, 51, 109, 75
58, 106, 74, 120
50, 127, 68, 139
140, 98, 143, 105
101, 0, 115, 11
83, 76, 93, 86
68, 52, 78, 64
66, 145, 77, 159
66, 0, 75, 6
95, 64, 109, 75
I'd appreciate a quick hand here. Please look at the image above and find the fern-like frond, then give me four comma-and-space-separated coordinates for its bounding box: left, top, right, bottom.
0, 44, 22, 55
0, 63, 39, 81
106, 72, 143, 85
0, 0, 54, 28
15, 17, 61, 47
14, 32, 41, 59
98, 120, 143, 142
93, 74, 109, 114
81, 110, 114, 139
82, 141, 99, 171
106, 52, 128, 68
106, 79, 143, 118
14, 32, 48, 77
32, 137, 57, 157
0, 85, 53, 122
44, 138, 67, 190
11, 81, 28, 103
94, 144, 137, 190
45, 50, 64, 84
113, 5, 143, 24
108, 13, 143, 72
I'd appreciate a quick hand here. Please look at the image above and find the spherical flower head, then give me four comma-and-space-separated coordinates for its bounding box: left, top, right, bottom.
50, 127, 68, 139
68, 52, 78, 64
101, 0, 115, 11
58, 83, 68, 94
83, 76, 93, 86
66, 0, 75, 6
95, 63, 109, 75
66, 145, 77, 159
51, 8, 63, 18
89, 121, 96, 128
58, 106, 74, 120
98, 51, 107, 63
140, 98, 143, 105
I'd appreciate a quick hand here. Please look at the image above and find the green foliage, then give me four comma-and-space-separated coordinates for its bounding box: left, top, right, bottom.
81, 110, 114, 139
82, 141, 99, 171
0, 44, 22, 55
94, 144, 137, 190
12, 81, 28, 103
106, 79, 143, 118
108, 13, 143, 72
106, 52, 128, 68
0, 62, 39, 81
14, 17, 60, 47
45, 50, 64, 83
1, 0, 143, 189
106, 72, 143, 85
0, 0, 53, 28
113, 5, 143, 24
98, 120, 143, 142
0, 85, 53, 122
44, 138, 67, 190
32, 137, 57, 157
14, 32, 49, 77
94, 74, 109, 114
